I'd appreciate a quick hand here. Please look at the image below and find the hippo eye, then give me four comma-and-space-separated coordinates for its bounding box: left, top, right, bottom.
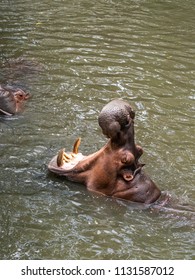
130, 110, 135, 119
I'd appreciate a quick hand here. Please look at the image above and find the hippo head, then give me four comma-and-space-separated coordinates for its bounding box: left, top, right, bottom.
98, 99, 135, 144
0, 85, 30, 116
48, 99, 161, 204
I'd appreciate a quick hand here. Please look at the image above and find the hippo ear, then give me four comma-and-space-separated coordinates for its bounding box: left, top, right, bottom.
124, 104, 135, 120
129, 110, 135, 119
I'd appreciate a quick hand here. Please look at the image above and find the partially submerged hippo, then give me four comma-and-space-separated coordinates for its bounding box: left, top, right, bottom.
0, 85, 30, 116
48, 99, 161, 204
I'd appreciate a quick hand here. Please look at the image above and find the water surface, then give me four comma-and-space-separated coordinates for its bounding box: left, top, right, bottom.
0, 0, 195, 259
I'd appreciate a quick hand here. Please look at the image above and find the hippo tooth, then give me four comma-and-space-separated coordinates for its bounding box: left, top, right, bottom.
73, 137, 81, 154
63, 152, 73, 160
57, 149, 65, 167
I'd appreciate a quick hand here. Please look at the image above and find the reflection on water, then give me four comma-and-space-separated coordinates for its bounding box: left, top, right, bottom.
0, 0, 195, 259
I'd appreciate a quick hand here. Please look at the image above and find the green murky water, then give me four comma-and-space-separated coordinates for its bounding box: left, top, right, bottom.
0, 0, 194, 259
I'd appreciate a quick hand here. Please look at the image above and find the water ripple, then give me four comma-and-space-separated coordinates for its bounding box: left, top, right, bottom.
0, 0, 195, 260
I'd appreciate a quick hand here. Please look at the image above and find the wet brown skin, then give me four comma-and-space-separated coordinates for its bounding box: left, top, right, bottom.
48, 99, 161, 204
48, 140, 160, 204
0, 85, 30, 116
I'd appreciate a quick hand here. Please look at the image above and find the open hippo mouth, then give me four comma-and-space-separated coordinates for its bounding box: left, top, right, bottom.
48, 138, 142, 181
48, 99, 161, 204
48, 138, 87, 175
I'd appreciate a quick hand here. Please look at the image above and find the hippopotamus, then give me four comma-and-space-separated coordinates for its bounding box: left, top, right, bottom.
0, 85, 30, 116
48, 99, 161, 204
